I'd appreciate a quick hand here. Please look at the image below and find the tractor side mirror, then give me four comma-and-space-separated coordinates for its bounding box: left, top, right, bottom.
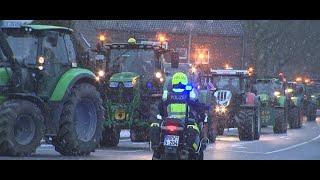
171, 51, 179, 69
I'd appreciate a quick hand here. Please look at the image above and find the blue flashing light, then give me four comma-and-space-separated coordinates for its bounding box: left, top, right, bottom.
146, 81, 153, 89
172, 88, 184, 93
186, 85, 193, 91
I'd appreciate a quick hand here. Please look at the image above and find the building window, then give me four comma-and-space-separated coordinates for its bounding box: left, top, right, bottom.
176, 48, 188, 61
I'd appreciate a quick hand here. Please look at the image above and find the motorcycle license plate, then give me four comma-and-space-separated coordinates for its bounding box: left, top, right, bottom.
164, 135, 179, 147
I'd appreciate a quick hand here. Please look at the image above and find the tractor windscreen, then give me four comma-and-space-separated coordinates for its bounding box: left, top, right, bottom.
109, 49, 155, 77
306, 84, 320, 94
213, 76, 240, 91
1, 29, 37, 65
255, 82, 272, 95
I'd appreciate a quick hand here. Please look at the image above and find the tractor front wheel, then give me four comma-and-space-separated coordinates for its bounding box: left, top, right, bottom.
237, 108, 261, 141
101, 126, 120, 147
273, 108, 287, 134
288, 106, 303, 129
306, 103, 317, 122
130, 126, 149, 142
53, 83, 104, 156
0, 100, 44, 156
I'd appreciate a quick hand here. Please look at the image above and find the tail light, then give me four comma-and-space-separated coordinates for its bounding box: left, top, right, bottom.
161, 125, 183, 132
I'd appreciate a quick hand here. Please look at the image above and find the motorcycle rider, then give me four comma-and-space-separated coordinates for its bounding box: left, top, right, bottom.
149, 72, 209, 160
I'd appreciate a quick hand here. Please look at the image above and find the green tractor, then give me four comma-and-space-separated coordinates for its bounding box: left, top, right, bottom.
0, 21, 104, 156
285, 81, 304, 129
93, 37, 179, 147
210, 69, 261, 141
304, 81, 320, 121
254, 78, 288, 133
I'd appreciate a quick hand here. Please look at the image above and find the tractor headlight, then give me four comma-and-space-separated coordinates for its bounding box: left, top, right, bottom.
155, 72, 162, 79
38, 66, 44, 71
160, 77, 164, 83
123, 81, 133, 88
38, 56, 45, 64
274, 91, 281, 97
109, 81, 119, 88
97, 70, 105, 77
285, 88, 293, 94
191, 67, 197, 73
215, 106, 227, 113
215, 106, 220, 112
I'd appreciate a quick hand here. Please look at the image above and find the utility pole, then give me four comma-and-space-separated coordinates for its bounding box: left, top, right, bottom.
188, 29, 192, 64
186, 21, 194, 64
241, 34, 245, 69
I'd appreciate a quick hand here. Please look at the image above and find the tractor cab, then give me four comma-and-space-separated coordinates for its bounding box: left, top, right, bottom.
210, 69, 254, 95
94, 36, 179, 97
0, 21, 78, 98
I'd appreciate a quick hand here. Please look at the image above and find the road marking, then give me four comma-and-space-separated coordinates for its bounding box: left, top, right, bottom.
219, 150, 264, 154
119, 139, 131, 142
96, 150, 147, 153
233, 146, 247, 149
132, 142, 149, 145
264, 134, 320, 154
40, 144, 53, 148
279, 136, 290, 140
231, 140, 259, 148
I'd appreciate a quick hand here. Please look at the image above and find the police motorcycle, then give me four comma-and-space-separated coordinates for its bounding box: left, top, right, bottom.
152, 84, 209, 160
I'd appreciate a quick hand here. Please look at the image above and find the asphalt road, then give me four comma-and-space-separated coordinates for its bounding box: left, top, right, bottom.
1, 111, 320, 160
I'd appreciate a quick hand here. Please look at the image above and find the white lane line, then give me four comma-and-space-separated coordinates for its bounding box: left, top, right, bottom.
233, 146, 247, 149
220, 150, 264, 154
40, 144, 53, 147
96, 150, 147, 153
132, 142, 149, 145
119, 139, 131, 142
279, 136, 290, 140
264, 134, 320, 154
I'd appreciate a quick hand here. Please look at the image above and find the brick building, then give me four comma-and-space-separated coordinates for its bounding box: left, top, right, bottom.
74, 20, 244, 69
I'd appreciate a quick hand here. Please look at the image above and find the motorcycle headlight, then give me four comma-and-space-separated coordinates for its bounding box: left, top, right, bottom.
123, 81, 133, 88
109, 82, 119, 88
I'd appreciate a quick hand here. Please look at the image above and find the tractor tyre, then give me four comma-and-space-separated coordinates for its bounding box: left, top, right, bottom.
0, 100, 44, 156
53, 83, 104, 156
101, 126, 120, 147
